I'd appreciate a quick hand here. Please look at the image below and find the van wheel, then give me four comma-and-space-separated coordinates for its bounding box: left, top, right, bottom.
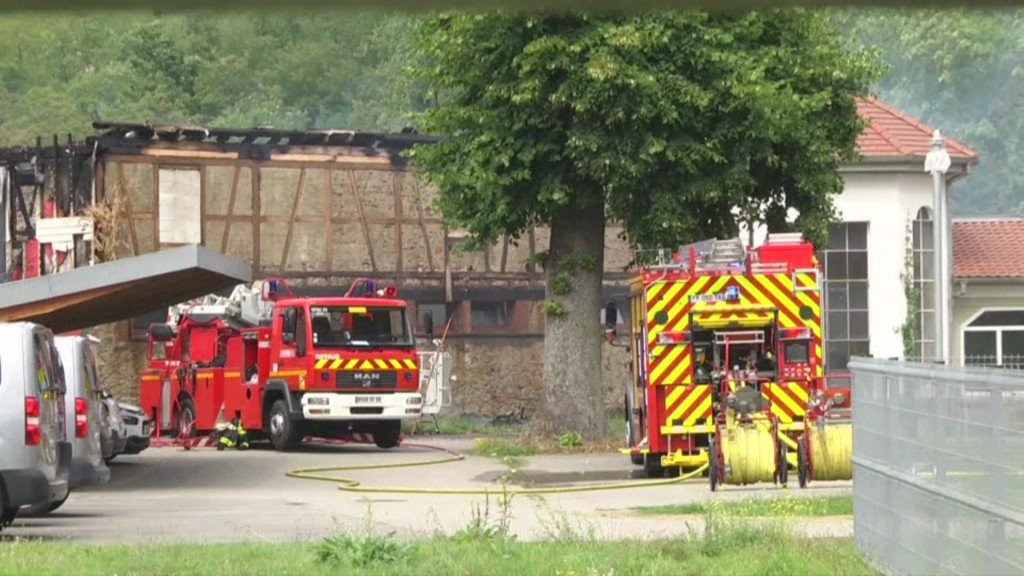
372, 421, 402, 449
49, 492, 70, 513
177, 398, 197, 438
0, 508, 15, 529
268, 400, 301, 451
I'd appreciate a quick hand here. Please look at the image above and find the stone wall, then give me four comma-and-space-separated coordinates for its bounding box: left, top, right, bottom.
443, 337, 631, 420
86, 322, 150, 405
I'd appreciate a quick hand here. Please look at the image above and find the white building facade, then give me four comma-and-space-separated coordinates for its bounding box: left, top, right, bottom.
747, 98, 978, 373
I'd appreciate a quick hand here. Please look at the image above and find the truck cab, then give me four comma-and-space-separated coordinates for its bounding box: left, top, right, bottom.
257, 279, 423, 450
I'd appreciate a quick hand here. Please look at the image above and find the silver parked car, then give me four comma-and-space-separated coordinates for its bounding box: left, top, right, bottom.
118, 402, 152, 455
0, 322, 72, 527
100, 390, 129, 462
54, 335, 111, 496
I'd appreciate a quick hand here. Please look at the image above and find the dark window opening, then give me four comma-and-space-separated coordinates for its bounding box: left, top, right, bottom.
471, 301, 512, 327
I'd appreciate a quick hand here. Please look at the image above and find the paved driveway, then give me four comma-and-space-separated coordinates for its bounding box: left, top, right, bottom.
4, 436, 853, 544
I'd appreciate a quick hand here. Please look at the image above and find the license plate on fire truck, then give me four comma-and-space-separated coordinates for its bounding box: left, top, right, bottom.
354, 396, 383, 404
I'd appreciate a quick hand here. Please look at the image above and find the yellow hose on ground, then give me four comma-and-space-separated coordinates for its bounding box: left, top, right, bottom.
720, 426, 776, 485
287, 441, 709, 495
809, 424, 853, 481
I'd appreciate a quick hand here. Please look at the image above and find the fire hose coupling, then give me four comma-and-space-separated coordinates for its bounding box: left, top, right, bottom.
810, 390, 846, 411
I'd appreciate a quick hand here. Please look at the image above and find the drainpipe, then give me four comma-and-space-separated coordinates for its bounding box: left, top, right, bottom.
925, 130, 952, 365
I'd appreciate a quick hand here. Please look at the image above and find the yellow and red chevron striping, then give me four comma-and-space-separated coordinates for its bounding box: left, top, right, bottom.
644, 270, 822, 386
763, 382, 809, 423
664, 384, 713, 427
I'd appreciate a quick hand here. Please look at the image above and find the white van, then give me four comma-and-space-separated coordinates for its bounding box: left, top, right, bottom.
54, 335, 111, 496
0, 322, 72, 526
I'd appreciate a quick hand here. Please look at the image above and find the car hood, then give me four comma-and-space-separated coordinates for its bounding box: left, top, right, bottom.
119, 402, 147, 417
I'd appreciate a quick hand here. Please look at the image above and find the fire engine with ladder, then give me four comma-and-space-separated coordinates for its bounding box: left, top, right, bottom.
139, 277, 449, 451
608, 232, 853, 490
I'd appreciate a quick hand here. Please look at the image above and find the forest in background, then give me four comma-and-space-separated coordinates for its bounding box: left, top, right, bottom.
0, 8, 1019, 217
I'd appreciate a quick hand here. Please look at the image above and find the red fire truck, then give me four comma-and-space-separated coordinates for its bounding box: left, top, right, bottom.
139, 277, 427, 451
608, 233, 852, 489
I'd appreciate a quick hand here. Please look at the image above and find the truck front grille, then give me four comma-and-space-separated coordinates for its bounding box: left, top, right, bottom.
336, 370, 398, 389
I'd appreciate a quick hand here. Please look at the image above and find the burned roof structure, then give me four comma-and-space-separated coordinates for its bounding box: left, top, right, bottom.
89, 121, 441, 164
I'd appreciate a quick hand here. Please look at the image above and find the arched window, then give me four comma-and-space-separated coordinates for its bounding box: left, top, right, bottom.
963, 310, 1024, 369
912, 207, 935, 360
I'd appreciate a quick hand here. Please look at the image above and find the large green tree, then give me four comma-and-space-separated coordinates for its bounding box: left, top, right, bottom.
410, 10, 883, 440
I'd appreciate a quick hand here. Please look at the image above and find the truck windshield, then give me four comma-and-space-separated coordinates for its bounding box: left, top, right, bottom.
309, 305, 413, 348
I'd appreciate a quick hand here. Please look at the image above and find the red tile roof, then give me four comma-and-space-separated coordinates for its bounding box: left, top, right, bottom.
953, 219, 1024, 279
856, 98, 979, 161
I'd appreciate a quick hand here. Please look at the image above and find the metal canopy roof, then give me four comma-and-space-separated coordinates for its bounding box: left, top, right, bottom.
0, 245, 252, 334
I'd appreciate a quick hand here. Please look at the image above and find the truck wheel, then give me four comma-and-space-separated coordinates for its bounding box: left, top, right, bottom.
626, 392, 644, 466
268, 399, 302, 451
372, 421, 402, 449
177, 398, 196, 438
643, 453, 666, 478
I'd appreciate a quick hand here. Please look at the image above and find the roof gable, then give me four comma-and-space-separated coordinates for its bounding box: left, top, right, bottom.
856, 98, 978, 161
953, 219, 1024, 279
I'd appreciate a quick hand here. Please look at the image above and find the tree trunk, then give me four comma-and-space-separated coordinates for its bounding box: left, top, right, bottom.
528, 201, 608, 442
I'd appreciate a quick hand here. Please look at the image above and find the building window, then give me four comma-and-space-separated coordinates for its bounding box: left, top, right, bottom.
416, 302, 448, 336
821, 221, 870, 372
963, 309, 1024, 369
158, 167, 202, 246
471, 300, 512, 328
912, 207, 936, 361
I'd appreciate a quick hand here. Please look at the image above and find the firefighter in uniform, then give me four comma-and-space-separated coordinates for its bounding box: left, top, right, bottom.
216, 416, 251, 450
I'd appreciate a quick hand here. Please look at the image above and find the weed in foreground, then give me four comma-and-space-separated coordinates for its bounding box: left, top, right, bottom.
315, 506, 413, 568
315, 531, 412, 568
451, 481, 517, 545
700, 508, 788, 559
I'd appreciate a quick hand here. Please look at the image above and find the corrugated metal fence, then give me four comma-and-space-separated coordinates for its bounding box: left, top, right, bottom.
849, 357, 1024, 575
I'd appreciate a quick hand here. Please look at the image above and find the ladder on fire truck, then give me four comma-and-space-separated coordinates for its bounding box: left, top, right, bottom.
412, 314, 455, 434
165, 279, 280, 329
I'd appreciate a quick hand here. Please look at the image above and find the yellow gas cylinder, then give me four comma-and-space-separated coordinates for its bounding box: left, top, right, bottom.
720, 425, 776, 485
808, 424, 853, 481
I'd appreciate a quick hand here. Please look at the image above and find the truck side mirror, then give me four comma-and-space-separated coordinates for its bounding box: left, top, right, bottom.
424, 310, 434, 338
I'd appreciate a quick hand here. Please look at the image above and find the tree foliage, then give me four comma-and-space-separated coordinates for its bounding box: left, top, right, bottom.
409, 10, 883, 440
0, 12, 427, 144
411, 11, 884, 254
835, 8, 1024, 216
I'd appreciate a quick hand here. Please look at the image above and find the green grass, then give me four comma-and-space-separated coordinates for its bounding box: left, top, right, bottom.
470, 437, 541, 468
405, 413, 629, 441
402, 414, 524, 436
635, 495, 854, 517
0, 518, 879, 576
